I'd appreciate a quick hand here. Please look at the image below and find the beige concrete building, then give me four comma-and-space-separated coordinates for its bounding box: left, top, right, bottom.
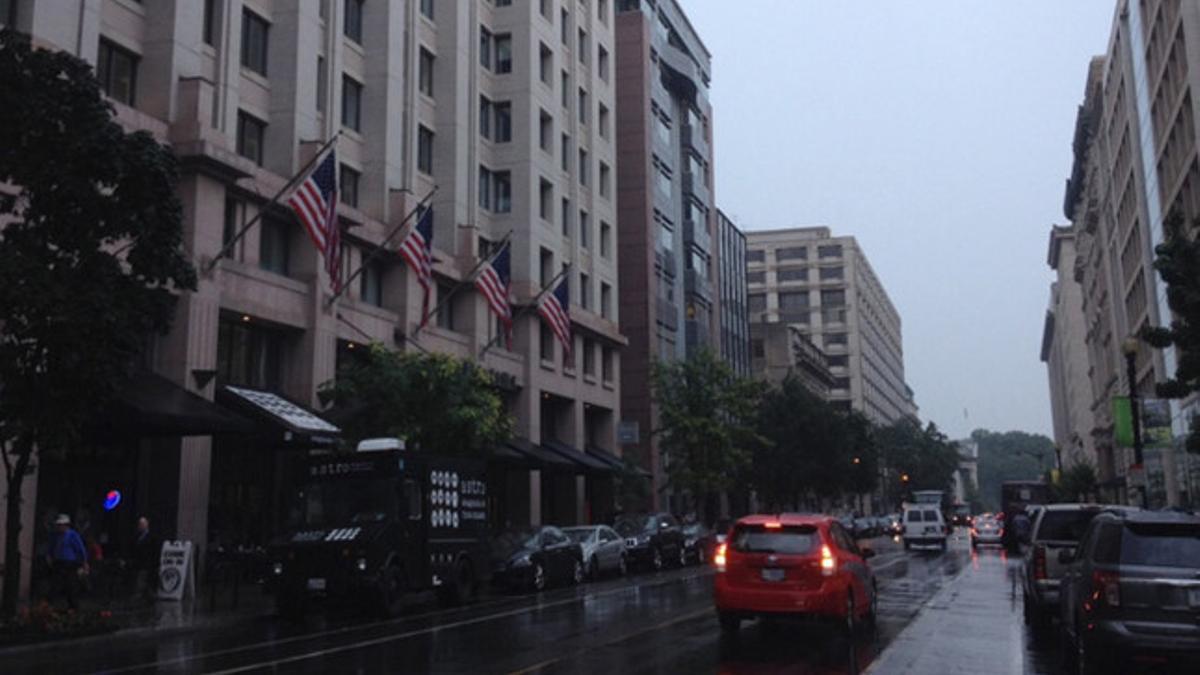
749, 322, 834, 399
746, 227, 916, 424
1063, 0, 1200, 506
1, 0, 626, 600
1040, 226, 1097, 469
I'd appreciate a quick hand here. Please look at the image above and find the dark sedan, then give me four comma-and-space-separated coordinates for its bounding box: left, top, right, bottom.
681, 523, 715, 565
615, 513, 686, 571
490, 526, 584, 592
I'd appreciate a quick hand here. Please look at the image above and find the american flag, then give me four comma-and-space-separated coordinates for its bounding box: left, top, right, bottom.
287, 149, 341, 292
475, 241, 512, 347
539, 275, 571, 358
399, 207, 434, 327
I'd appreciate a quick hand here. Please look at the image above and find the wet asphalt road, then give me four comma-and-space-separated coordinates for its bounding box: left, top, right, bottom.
5, 532, 1016, 675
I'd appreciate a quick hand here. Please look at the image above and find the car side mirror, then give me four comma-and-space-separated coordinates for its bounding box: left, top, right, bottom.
861, 547, 876, 559
1057, 549, 1074, 564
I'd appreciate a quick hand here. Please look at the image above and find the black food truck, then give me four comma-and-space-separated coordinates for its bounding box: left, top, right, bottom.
268, 438, 491, 617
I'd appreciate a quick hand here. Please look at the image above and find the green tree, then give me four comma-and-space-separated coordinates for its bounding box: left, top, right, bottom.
0, 30, 197, 617
877, 419, 961, 507
1141, 212, 1200, 453
319, 344, 512, 454
1055, 462, 1099, 503
652, 350, 765, 521
972, 429, 1056, 511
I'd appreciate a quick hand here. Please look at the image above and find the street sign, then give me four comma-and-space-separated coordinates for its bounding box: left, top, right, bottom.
617, 420, 639, 445
157, 540, 196, 601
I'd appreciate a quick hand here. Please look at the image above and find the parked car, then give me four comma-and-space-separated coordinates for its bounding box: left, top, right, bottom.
970, 515, 1004, 548
490, 526, 584, 592
901, 505, 947, 551
713, 514, 878, 636
1021, 503, 1137, 629
614, 513, 687, 571
1059, 510, 1200, 674
682, 523, 717, 565
563, 525, 627, 579
884, 514, 903, 536
853, 517, 879, 538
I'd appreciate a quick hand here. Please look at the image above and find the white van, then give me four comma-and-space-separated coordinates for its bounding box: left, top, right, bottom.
902, 505, 948, 551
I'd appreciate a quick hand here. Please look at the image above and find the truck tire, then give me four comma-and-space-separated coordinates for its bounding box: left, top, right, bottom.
438, 560, 475, 606
378, 565, 405, 618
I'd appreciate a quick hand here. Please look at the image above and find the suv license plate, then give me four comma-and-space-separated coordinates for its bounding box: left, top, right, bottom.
307, 578, 326, 591
761, 568, 785, 582
1188, 588, 1200, 607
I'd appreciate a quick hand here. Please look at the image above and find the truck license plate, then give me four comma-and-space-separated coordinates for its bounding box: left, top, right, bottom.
761, 568, 785, 582
307, 578, 326, 591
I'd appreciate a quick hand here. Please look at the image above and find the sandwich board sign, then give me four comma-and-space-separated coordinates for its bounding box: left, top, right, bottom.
157, 540, 196, 601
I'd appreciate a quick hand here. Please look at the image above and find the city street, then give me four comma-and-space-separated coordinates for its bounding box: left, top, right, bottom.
0, 531, 1060, 675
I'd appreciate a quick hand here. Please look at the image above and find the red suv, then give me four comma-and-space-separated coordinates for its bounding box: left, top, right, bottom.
713, 514, 878, 634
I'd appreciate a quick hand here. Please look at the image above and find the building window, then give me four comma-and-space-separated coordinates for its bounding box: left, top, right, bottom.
751, 339, 765, 359
561, 71, 570, 108
344, 0, 364, 44
579, 273, 590, 310
492, 33, 512, 73
828, 354, 849, 367
490, 101, 511, 142
599, 162, 610, 198
203, 0, 219, 46
600, 221, 611, 258
97, 38, 139, 106
598, 0, 609, 23
578, 88, 588, 124
747, 249, 765, 263
341, 75, 362, 131
777, 268, 807, 282
495, 0, 512, 6
540, 110, 553, 152
583, 338, 595, 375
578, 28, 587, 65
746, 271, 766, 284
540, 247, 554, 286
561, 9, 569, 44
436, 282, 457, 331
819, 266, 844, 281
601, 282, 612, 319
779, 291, 809, 311
776, 246, 807, 261
418, 125, 434, 174
748, 294, 766, 312
223, 196, 242, 250
340, 164, 360, 207
478, 167, 512, 213
217, 316, 285, 390
540, 0, 551, 18
602, 347, 613, 382
479, 96, 492, 139
598, 103, 609, 138
236, 111, 266, 165
579, 148, 588, 186
316, 56, 327, 112
540, 179, 553, 222
419, 47, 434, 96
818, 244, 843, 258
579, 210, 590, 248
540, 323, 554, 361
259, 216, 291, 276
540, 43, 553, 84
820, 289, 846, 306
241, 9, 269, 76
360, 256, 383, 307
561, 199, 570, 236
824, 332, 848, 346
561, 134, 571, 171
420, 0, 434, 20
598, 45, 609, 81
480, 28, 492, 69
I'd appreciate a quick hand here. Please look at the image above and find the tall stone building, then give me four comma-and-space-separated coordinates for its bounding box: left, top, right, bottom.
746, 227, 916, 423
614, 0, 715, 506
716, 208, 750, 377
1063, 0, 1200, 506
0, 0, 627, 600
1040, 226, 1097, 469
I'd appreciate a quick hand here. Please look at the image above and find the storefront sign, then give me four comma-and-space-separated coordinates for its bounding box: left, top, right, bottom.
158, 540, 195, 601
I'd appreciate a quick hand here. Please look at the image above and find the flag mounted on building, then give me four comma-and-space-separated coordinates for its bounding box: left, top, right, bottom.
287, 148, 341, 293
399, 207, 435, 327
475, 241, 512, 348
539, 275, 571, 358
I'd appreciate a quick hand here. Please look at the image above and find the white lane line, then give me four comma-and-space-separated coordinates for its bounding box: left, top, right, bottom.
870, 556, 910, 573
93, 570, 713, 675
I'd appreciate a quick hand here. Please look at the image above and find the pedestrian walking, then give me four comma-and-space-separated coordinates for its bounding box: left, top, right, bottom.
130, 516, 159, 600
46, 513, 89, 610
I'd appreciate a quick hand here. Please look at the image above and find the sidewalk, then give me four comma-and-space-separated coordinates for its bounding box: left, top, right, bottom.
866, 550, 1028, 674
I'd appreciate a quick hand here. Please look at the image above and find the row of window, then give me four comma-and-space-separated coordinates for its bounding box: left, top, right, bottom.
746, 244, 844, 263
745, 267, 845, 284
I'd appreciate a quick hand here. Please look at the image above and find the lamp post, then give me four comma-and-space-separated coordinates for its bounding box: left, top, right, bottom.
1122, 337, 1149, 508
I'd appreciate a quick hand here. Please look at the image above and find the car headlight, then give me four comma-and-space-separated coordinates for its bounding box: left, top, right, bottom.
272, 562, 284, 576
355, 558, 367, 572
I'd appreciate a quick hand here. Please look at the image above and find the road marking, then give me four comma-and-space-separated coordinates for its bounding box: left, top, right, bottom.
504, 607, 713, 675
871, 556, 910, 573
95, 569, 713, 675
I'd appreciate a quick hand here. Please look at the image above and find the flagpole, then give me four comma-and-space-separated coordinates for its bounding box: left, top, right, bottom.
411, 229, 514, 340
478, 264, 571, 360
325, 186, 439, 308
204, 132, 341, 274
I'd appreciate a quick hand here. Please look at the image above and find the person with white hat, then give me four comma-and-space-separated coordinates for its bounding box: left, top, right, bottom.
46, 513, 89, 610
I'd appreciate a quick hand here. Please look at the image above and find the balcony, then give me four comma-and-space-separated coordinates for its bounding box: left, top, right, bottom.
683, 217, 711, 253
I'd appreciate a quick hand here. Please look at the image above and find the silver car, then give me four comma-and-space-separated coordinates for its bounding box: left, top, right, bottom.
563, 525, 627, 579
971, 515, 1003, 548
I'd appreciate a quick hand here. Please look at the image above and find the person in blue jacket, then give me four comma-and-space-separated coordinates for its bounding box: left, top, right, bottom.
46, 513, 89, 610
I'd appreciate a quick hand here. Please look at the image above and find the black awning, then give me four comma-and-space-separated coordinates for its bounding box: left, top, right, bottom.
502, 437, 576, 470
90, 371, 260, 440
217, 385, 341, 447
586, 445, 652, 477
543, 441, 612, 473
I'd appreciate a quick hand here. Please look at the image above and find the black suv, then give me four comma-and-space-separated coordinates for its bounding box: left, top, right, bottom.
614, 513, 686, 571
1059, 510, 1200, 675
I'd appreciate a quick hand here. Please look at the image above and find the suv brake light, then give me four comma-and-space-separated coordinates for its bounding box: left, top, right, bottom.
820, 544, 836, 576
1033, 544, 1047, 581
1086, 570, 1120, 611
714, 542, 727, 572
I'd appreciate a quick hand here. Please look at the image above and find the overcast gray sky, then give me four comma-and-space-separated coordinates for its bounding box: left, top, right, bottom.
684, 1, 1116, 439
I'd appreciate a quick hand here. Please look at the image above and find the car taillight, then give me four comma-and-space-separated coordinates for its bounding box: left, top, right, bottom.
820, 544, 836, 576
1033, 544, 1047, 581
714, 542, 727, 572
1087, 570, 1120, 609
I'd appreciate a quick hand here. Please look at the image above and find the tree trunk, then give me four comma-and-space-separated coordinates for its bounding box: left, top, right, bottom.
2, 440, 33, 618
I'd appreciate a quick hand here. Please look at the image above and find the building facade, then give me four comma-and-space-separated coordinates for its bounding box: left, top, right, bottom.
746, 227, 916, 424
1064, 0, 1200, 506
614, 0, 715, 506
749, 322, 834, 398
716, 208, 750, 377
1, 0, 627, 599
1040, 226, 1098, 470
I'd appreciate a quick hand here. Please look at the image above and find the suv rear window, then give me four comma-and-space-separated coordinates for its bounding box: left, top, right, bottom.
906, 510, 923, 522
1036, 510, 1105, 542
923, 510, 939, 522
1120, 523, 1200, 568
731, 525, 817, 555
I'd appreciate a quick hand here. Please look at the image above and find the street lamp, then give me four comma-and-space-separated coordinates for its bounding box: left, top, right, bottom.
1122, 337, 1148, 508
